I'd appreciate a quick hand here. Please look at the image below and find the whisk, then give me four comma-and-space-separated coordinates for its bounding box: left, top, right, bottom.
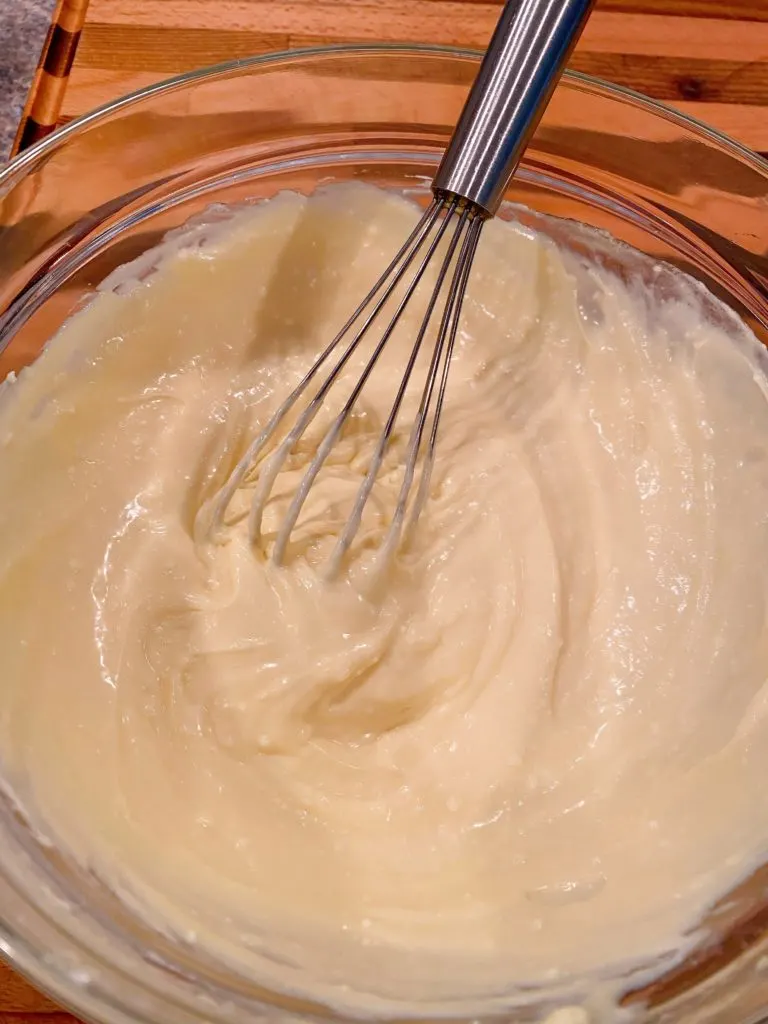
204, 0, 594, 575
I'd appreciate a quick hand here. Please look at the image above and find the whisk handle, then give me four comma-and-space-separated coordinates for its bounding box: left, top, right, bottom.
432, 0, 595, 216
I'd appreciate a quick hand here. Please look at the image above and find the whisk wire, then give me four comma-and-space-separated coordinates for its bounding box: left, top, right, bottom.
270, 196, 461, 565
200, 195, 488, 574
401, 212, 485, 545
327, 200, 473, 574
202, 197, 443, 542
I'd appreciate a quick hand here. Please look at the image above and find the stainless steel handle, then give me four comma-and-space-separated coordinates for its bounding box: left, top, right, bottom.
433, 0, 595, 215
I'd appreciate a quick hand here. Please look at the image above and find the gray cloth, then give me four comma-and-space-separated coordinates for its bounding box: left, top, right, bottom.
0, 0, 58, 160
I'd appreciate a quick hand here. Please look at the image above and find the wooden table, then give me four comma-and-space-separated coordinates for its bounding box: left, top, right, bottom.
3, 0, 768, 1021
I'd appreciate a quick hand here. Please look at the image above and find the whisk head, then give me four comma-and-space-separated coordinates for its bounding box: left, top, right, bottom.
198, 192, 485, 577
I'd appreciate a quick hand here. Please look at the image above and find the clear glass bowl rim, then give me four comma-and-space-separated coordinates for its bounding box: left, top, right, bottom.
1, 41, 767, 190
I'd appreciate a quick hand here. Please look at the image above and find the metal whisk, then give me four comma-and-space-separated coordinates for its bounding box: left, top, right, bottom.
204, 0, 594, 575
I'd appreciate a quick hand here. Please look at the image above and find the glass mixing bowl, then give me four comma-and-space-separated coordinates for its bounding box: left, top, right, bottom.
1, 44, 768, 1024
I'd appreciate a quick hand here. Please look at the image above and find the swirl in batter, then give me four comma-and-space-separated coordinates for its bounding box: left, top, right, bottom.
1, 184, 768, 1016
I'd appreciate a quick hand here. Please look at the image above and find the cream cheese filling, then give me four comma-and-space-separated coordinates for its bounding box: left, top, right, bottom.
1, 184, 768, 1016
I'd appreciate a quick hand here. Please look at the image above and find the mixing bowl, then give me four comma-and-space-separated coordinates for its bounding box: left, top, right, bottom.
1, 44, 768, 1024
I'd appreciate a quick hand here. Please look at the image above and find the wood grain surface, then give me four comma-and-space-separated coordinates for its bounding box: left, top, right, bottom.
3, 0, 768, 1021
11, 0, 768, 156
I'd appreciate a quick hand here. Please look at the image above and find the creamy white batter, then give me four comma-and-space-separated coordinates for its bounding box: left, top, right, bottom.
1, 183, 768, 1017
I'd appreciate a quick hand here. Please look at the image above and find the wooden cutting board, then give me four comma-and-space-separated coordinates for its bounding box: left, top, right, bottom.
4, 0, 768, 1021
13, 0, 768, 155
